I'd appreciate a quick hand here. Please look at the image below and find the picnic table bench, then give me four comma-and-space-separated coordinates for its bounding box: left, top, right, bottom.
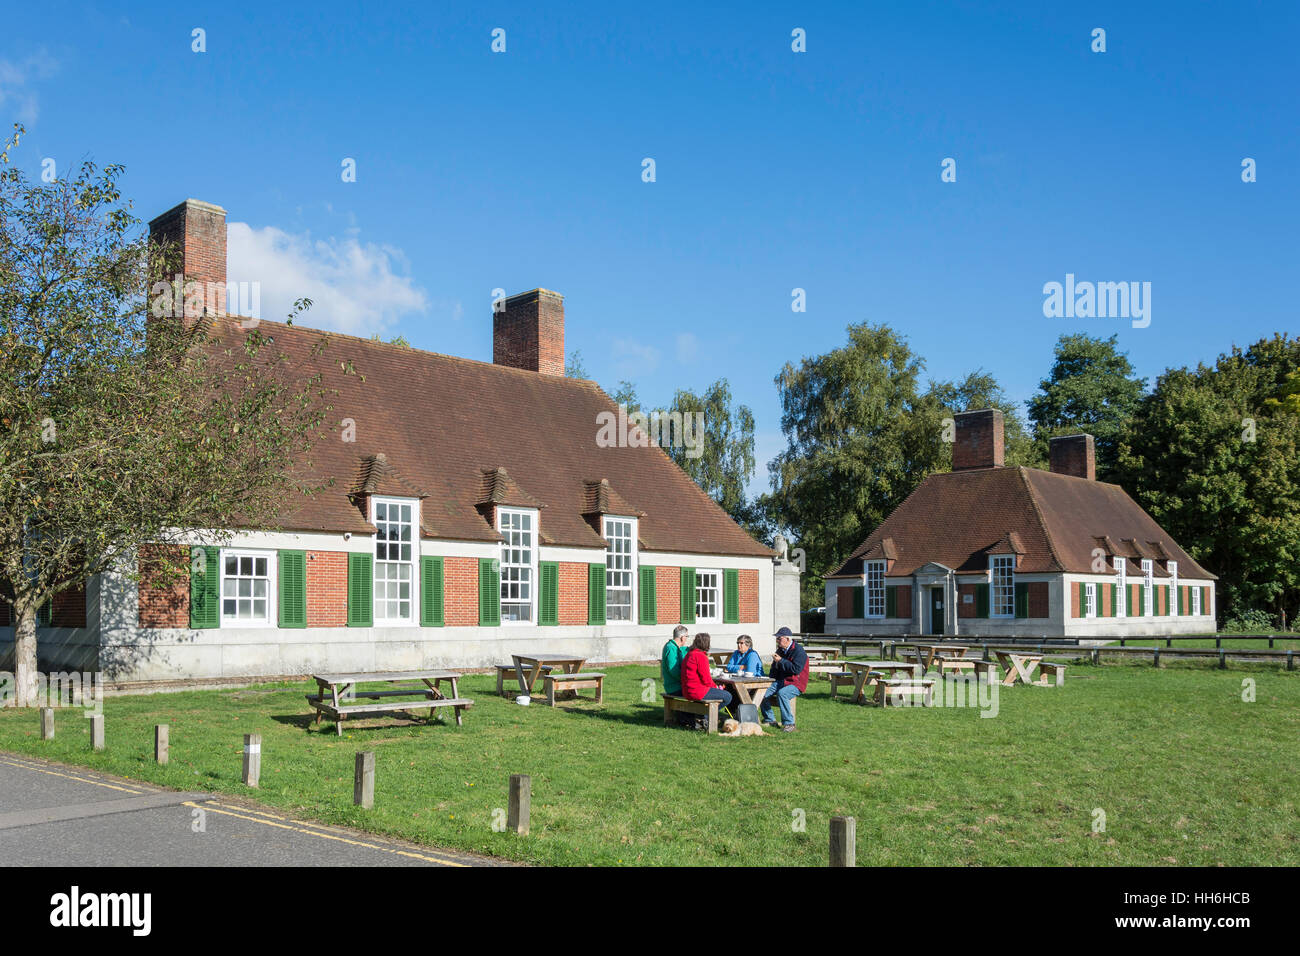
543, 670, 606, 706
837, 661, 922, 704
874, 678, 936, 707
307, 671, 472, 736
663, 694, 721, 733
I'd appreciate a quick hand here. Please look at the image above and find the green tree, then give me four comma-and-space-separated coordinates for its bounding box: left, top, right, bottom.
0, 126, 333, 706
662, 380, 756, 522
1027, 333, 1146, 481
1116, 334, 1300, 627
564, 349, 588, 379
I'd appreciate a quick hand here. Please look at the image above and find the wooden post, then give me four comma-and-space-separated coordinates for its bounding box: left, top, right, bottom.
1218, 649, 1227, 670
354, 751, 375, 809
242, 733, 261, 787
1152, 647, 1161, 668
508, 773, 531, 835
89, 714, 104, 751
830, 815, 856, 867
155, 724, 169, 765
40, 708, 54, 740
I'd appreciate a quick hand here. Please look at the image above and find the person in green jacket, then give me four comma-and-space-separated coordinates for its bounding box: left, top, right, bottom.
661, 624, 690, 695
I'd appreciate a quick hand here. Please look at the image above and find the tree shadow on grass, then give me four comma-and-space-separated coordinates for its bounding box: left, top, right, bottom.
550, 702, 668, 729
269, 710, 466, 736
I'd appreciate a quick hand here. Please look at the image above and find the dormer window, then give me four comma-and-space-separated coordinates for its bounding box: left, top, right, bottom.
603, 516, 636, 623
373, 497, 416, 624
990, 555, 1015, 617
498, 507, 537, 623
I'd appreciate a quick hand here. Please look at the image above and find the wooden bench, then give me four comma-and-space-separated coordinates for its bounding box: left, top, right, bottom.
495, 662, 552, 697
935, 656, 979, 677
874, 679, 936, 708
1038, 662, 1066, 686
663, 694, 720, 733
828, 670, 856, 698
973, 659, 1001, 682
308, 695, 474, 732
543, 671, 605, 706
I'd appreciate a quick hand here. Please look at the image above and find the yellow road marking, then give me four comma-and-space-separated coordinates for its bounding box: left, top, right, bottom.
186, 802, 467, 866
0, 756, 146, 795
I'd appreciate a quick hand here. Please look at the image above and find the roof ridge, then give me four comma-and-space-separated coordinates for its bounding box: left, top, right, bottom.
1016, 466, 1065, 572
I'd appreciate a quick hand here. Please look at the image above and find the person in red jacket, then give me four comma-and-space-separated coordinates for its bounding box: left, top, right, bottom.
681, 633, 735, 718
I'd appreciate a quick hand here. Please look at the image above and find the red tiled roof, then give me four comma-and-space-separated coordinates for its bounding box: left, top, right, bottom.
831, 466, 1214, 579
209, 318, 772, 557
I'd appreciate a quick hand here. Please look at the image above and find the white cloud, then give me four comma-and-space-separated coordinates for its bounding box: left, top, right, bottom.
675, 332, 699, 364
0, 50, 59, 123
226, 222, 429, 336
612, 337, 661, 374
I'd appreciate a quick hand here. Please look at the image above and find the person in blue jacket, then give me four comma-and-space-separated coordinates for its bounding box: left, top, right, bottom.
724, 635, 764, 676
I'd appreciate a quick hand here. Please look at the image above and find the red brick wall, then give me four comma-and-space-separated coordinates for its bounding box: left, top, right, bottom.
559, 561, 589, 625
1072, 582, 1082, 617
1102, 582, 1112, 617
306, 551, 348, 627
894, 584, 912, 620
52, 585, 87, 628
493, 289, 564, 376
1027, 581, 1049, 618
138, 544, 189, 628
655, 566, 680, 625
738, 569, 759, 623
1049, 434, 1095, 480
444, 557, 478, 626
952, 409, 1005, 470
149, 199, 227, 316
958, 583, 977, 619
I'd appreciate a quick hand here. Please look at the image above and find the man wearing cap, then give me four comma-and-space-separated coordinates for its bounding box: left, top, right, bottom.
761, 627, 808, 732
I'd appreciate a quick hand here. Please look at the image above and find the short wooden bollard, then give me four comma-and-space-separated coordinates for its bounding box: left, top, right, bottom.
41, 708, 54, 740
354, 752, 375, 809
830, 815, 856, 867
89, 714, 105, 751
508, 774, 530, 835
155, 725, 169, 765
242, 734, 261, 787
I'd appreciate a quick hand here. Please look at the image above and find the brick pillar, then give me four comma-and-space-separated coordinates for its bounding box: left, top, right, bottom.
149, 198, 228, 317
493, 289, 565, 375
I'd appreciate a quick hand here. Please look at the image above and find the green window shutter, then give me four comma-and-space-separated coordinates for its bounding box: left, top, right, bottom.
278, 550, 307, 628
851, 586, 864, 619
588, 563, 606, 625
680, 567, 696, 624
1014, 582, 1029, 619
38, 599, 53, 627
478, 558, 501, 627
976, 583, 989, 618
723, 569, 739, 624
885, 586, 897, 618
538, 561, 558, 626
1176, 585, 1182, 615
420, 556, 445, 627
1077, 582, 1085, 617
190, 546, 220, 629
347, 553, 373, 627
638, 566, 657, 625
1109, 583, 1116, 617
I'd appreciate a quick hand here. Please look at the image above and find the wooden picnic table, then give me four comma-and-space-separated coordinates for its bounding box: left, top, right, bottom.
905, 644, 972, 671
994, 650, 1043, 686
308, 670, 470, 736
713, 672, 775, 707
842, 660, 921, 704
511, 654, 587, 698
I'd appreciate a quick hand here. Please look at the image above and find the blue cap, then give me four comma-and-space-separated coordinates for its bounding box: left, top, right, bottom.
774, 626, 794, 638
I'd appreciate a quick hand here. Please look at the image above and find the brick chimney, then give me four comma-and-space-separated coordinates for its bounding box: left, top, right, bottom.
952, 409, 1005, 470
149, 199, 227, 315
493, 289, 564, 375
1049, 434, 1096, 480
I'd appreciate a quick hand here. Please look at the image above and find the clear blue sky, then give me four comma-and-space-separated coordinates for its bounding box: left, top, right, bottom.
5, 1, 1297, 493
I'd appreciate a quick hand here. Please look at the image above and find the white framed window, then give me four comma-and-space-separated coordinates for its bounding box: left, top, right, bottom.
1141, 559, 1153, 616
221, 549, 274, 625
1085, 582, 1097, 618
1192, 586, 1202, 616
864, 560, 886, 617
603, 516, 636, 623
695, 569, 721, 624
373, 497, 416, 624
991, 555, 1015, 617
1114, 557, 1127, 618
1168, 561, 1178, 616
498, 508, 537, 623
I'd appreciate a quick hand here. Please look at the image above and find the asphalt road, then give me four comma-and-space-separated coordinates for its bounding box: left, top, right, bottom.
0, 751, 499, 867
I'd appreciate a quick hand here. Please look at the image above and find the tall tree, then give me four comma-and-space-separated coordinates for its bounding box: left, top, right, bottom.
1116, 334, 1300, 626
662, 380, 756, 522
1027, 333, 1146, 480
0, 125, 332, 706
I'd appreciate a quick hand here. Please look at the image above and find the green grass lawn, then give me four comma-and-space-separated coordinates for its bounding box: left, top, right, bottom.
2, 658, 1297, 866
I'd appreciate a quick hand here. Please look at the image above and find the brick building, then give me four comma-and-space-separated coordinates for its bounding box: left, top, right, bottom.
825, 409, 1216, 638
1, 198, 784, 684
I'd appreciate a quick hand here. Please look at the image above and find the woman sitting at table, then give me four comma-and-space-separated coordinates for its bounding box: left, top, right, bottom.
681, 633, 735, 718
724, 635, 764, 676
